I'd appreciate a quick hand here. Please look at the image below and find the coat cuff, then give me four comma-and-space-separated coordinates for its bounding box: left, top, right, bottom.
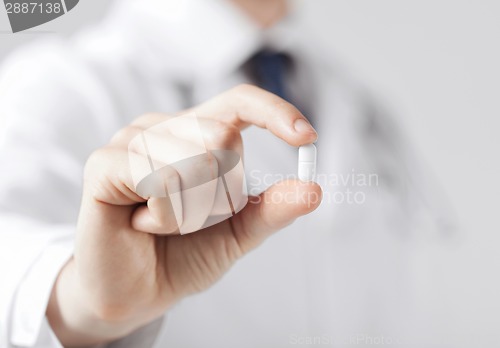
10, 235, 73, 347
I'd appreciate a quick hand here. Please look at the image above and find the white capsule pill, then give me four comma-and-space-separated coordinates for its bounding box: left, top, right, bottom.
298, 144, 317, 182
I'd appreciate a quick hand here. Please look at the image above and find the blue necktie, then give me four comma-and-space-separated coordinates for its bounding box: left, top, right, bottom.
246, 50, 291, 102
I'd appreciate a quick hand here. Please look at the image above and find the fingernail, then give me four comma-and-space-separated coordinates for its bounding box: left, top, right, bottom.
294, 119, 317, 137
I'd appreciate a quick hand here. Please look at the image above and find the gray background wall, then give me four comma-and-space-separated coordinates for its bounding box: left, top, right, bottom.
1, 0, 499, 341
304, 2, 500, 341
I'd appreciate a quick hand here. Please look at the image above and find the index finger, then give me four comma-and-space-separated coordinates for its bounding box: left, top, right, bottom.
187, 84, 318, 147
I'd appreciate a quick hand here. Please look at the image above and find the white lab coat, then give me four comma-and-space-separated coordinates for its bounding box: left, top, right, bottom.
0, 0, 453, 347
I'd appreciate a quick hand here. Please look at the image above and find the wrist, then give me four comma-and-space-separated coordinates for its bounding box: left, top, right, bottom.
46, 258, 138, 346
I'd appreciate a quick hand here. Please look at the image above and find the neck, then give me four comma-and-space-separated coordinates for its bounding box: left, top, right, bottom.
230, 0, 288, 28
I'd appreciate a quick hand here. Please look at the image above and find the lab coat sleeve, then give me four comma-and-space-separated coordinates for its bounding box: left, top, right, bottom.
0, 40, 163, 348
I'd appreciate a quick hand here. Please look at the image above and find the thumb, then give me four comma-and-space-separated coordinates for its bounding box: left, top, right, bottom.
231, 179, 322, 253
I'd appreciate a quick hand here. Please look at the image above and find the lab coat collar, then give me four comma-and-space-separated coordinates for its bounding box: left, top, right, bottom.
106, 0, 301, 81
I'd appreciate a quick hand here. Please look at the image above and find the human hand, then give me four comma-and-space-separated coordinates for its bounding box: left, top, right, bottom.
46, 85, 322, 346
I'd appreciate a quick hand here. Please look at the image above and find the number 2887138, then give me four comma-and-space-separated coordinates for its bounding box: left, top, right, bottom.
5, 2, 62, 14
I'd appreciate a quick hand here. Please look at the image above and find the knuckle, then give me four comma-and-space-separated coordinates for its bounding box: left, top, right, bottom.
110, 125, 142, 145
159, 165, 180, 183
84, 149, 103, 176
206, 122, 242, 149
206, 152, 220, 172
131, 112, 162, 127
157, 166, 182, 195
131, 112, 171, 129
83, 147, 113, 180
201, 153, 219, 174
231, 83, 260, 96
269, 99, 294, 115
